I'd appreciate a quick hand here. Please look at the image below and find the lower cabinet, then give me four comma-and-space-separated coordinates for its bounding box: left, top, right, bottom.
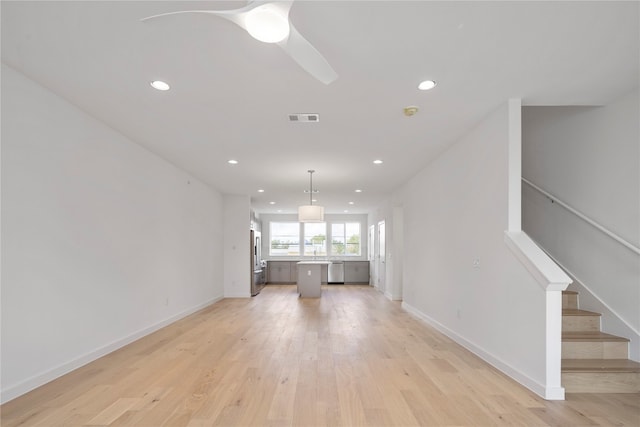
267, 261, 292, 283
267, 260, 369, 284
344, 261, 370, 284
267, 261, 323, 283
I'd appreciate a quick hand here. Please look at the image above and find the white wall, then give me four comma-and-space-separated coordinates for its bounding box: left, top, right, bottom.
397, 102, 550, 397
1, 64, 225, 403
522, 89, 640, 359
223, 194, 251, 297
390, 206, 404, 300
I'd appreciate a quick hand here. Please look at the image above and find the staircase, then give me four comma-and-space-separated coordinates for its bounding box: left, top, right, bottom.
562, 290, 640, 393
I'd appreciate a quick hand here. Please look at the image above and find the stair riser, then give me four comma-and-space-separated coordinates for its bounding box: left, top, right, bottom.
562, 294, 578, 310
562, 316, 600, 332
562, 342, 628, 359
562, 372, 640, 393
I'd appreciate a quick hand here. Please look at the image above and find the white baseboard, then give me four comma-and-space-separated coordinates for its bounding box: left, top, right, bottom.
401, 301, 562, 401
1, 295, 224, 404
224, 292, 252, 298
383, 292, 402, 301
544, 386, 566, 400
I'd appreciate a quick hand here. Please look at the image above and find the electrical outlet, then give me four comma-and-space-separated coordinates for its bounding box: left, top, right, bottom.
473, 259, 480, 268
307, 270, 311, 276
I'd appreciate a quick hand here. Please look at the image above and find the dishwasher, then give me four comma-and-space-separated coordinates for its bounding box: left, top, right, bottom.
328, 261, 344, 284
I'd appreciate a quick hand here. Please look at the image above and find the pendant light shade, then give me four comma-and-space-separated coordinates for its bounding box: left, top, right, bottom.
298, 170, 324, 222
298, 205, 324, 222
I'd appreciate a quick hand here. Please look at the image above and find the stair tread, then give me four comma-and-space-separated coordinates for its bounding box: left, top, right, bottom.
562, 359, 640, 373
563, 331, 630, 342
562, 291, 579, 295
562, 308, 601, 316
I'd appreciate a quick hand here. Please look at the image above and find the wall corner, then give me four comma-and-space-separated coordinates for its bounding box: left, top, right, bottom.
508, 98, 522, 232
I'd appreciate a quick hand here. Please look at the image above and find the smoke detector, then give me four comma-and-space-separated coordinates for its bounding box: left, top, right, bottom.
403, 106, 419, 117
289, 113, 319, 122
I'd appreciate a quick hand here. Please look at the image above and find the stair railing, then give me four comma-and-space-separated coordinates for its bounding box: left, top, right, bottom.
522, 177, 640, 255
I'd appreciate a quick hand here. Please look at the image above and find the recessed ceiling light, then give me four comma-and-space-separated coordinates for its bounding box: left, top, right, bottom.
355, 189, 362, 193
344, 210, 349, 213
373, 159, 383, 164
418, 80, 437, 91
258, 189, 265, 193
227, 159, 238, 165
348, 201, 354, 205
269, 201, 276, 205
150, 80, 170, 91
312, 199, 318, 203
277, 209, 282, 213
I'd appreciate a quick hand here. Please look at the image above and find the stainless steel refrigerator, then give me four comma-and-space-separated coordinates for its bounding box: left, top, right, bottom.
250, 230, 265, 296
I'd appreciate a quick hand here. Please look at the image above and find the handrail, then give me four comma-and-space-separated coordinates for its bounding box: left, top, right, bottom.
522, 177, 640, 255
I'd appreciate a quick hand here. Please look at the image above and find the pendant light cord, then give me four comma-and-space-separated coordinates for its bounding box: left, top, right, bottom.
308, 169, 314, 205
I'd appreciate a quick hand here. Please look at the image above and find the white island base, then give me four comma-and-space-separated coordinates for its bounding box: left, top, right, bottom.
297, 261, 331, 298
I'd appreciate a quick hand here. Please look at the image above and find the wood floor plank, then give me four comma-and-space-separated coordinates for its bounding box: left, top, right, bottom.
2, 284, 639, 426
265, 360, 300, 423
85, 398, 140, 426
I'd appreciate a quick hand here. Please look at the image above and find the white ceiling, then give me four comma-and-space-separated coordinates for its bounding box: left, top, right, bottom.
2, 1, 638, 215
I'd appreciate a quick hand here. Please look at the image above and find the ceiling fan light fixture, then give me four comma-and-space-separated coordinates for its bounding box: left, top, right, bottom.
141, 1, 336, 84
245, 5, 290, 43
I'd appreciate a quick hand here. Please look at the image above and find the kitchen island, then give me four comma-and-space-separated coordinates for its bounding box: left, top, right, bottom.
296, 261, 331, 297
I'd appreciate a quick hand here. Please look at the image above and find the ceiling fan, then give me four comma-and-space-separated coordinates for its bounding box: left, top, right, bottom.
141, 0, 338, 85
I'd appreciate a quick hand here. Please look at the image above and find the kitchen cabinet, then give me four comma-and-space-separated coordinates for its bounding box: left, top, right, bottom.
267, 260, 362, 284
344, 261, 370, 284
267, 261, 292, 283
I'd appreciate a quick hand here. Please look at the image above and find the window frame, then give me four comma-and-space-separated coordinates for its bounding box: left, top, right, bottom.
303, 222, 328, 257
269, 221, 301, 257
330, 221, 361, 257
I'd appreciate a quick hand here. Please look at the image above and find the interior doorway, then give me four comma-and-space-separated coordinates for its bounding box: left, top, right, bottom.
377, 220, 386, 292
368, 224, 375, 286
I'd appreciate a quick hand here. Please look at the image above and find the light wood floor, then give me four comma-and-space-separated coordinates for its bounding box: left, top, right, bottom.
2, 285, 639, 426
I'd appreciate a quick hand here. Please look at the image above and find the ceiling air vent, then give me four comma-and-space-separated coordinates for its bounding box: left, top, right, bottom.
289, 113, 319, 123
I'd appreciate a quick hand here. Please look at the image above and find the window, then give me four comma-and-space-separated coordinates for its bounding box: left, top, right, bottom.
269, 222, 300, 256
331, 222, 361, 256
303, 222, 327, 256
268, 220, 363, 257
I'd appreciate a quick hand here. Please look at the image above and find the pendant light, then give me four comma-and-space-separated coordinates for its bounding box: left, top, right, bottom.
298, 170, 324, 222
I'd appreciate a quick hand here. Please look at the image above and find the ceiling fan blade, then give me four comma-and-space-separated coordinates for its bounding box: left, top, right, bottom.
278, 23, 338, 85
141, 1, 282, 28
140, 4, 256, 27
141, 1, 336, 84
